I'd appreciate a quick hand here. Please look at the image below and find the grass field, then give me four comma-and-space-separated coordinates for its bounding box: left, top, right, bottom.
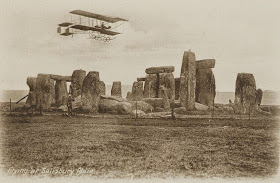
0, 115, 279, 178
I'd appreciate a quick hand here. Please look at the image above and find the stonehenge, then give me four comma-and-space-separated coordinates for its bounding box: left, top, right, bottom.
35, 74, 55, 110
131, 81, 144, 101
70, 69, 86, 98
26, 77, 37, 106
55, 80, 68, 106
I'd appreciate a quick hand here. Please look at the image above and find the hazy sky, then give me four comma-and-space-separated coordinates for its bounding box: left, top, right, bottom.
0, 0, 279, 92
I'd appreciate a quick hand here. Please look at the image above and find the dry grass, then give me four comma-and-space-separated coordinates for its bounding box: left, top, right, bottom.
0, 115, 278, 178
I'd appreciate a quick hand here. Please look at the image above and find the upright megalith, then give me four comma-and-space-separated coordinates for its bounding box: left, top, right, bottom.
99, 81, 106, 95
70, 69, 86, 98
111, 81, 122, 97
234, 73, 257, 114
195, 68, 216, 108
143, 74, 157, 98
179, 50, 196, 110
131, 81, 144, 100
81, 71, 100, 113
55, 80, 68, 106
35, 74, 55, 110
26, 77, 37, 106
256, 88, 263, 106
175, 78, 180, 100
159, 73, 175, 100
159, 86, 170, 110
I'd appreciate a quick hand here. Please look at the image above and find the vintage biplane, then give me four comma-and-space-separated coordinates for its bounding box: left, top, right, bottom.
57, 10, 128, 42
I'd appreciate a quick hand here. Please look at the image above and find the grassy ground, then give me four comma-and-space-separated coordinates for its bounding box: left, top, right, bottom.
0, 115, 279, 178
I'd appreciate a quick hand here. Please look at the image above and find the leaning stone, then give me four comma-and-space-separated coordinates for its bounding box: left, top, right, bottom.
196, 59, 215, 69
131, 81, 144, 101
81, 71, 100, 113
195, 68, 216, 108
143, 74, 157, 98
26, 77, 37, 106
179, 50, 196, 110
145, 66, 175, 74
55, 80, 68, 106
234, 73, 257, 114
111, 81, 122, 97
71, 69, 86, 98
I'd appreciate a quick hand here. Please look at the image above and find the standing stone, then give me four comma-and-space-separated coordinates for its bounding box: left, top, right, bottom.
81, 71, 100, 113
143, 74, 157, 98
26, 77, 37, 106
179, 50, 196, 110
99, 81, 106, 95
71, 69, 86, 98
126, 91, 132, 101
158, 73, 175, 100
195, 68, 216, 108
175, 78, 180, 100
111, 81, 122, 97
159, 86, 170, 110
234, 73, 257, 114
35, 74, 55, 110
55, 80, 68, 106
131, 81, 144, 100
255, 88, 263, 106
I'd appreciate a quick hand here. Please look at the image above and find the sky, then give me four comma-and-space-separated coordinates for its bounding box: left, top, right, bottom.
0, 0, 279, 92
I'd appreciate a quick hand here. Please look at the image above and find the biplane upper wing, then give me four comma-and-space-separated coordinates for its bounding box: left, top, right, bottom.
70, 10, 128, 23
58, 22, 73, 27
70, 24, 121, 36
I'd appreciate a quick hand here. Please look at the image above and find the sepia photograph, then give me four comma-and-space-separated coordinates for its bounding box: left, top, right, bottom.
0, 0, 279, 182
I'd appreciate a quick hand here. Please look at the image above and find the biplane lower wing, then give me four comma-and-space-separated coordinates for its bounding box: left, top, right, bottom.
70, 24, 121, 36
60, 32, 74, 36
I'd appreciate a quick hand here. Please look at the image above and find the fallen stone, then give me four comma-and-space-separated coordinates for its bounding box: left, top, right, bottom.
81, 71, 100, 113
100, 95, 126, 102
99, 98, 132, 115
131, 109, 145, 116
145, 66, 175, 74
111, 81, 122, 97
196, 59, 215, 69
71, 69, 86, 98
154, 107, 165, 112
142, 98, 163, 108
174, 107, 187, 114
195, 102, 209, 111
128, 101, 153, 112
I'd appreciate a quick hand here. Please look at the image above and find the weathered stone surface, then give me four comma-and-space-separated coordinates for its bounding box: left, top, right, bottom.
159, 86, 170, 110
100, 95, 126, 102
99, 81, 106, 95
137, 77, 145, 82
111, 81, 122, 97
49, 74, 72, 82
196, 59, 215, 69
142, 98, 163, 108
159, 73, 175, 100
99, 98, 132, 115
71, 69, 86, 98
179, 50, 196, 110
234, 73, 257, 114
143, 74, 157, 98
26, 77, 37, 106
128, 101, 153, 112
126, 92, 132, 101
145, 66, 175, 74
55, 80, 68, 106
154, 107, 165, 112
35, 74, 55, 110
175, 78, 180, 100
195, 102, 209, 111
131, 109, 145, 116
81, 71, 100, 113
256, 88, 263, 106
131, 81, 144, 101
195, 68, 216, 107
174, 107, 187, 114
